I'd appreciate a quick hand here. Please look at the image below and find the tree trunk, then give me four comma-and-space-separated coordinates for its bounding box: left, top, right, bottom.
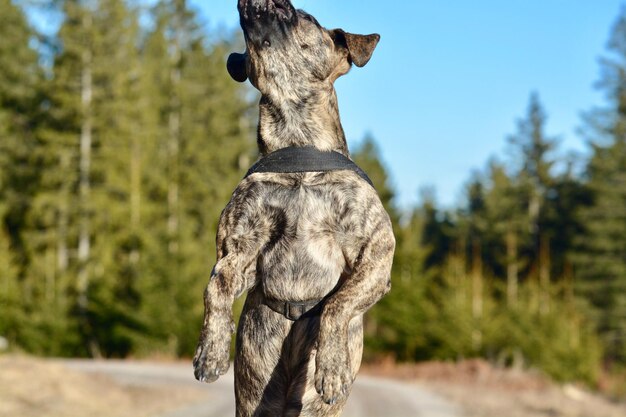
57, 151, 70, 273
77, 14, 99, 358
130, 133, 141, 230
77, 50, 92, 309
167, 49, 181, 257
506, 229, 518, 306
472, 237, 483, 350
46, 229, 55, 303
539, 233, 550, 314
130, 122, 142, 269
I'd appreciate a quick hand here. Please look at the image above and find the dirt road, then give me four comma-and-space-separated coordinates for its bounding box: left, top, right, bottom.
62, 360, 463, 417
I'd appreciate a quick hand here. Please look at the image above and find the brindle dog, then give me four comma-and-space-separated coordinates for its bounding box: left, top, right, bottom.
193, 1, 395, 416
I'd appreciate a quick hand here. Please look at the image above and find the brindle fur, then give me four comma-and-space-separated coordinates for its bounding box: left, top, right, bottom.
193, 1, 395, 416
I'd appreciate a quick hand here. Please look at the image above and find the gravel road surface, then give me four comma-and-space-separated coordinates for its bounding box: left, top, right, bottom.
62, 360, 463, 417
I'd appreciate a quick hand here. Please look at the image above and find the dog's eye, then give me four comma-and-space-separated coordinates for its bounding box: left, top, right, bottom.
263, 39, 271, 47
300, 44, 309, 50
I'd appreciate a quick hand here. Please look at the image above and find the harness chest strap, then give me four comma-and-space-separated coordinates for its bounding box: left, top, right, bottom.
244, 146, 374, 187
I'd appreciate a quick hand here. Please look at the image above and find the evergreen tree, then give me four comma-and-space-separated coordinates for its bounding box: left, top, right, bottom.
0, 204, 21, 345
549, 160, 589, 284
351, 137, 429, 360
352, 135, 400, 225
577, 138, 626, 363
369, 200, 431, 361
29, 0, 146, 356
420, 191, 455, 271
86, 0, 146, 357
422, 256, 499, 360
0, 0, 45, 350
507, 94, 559, 293
0, 0, 42, 266
481, 162, 529, 304
576, 7, 626, 363
493, 280, 602, 384
461, 95, 563, 309
31, 0, 97, 355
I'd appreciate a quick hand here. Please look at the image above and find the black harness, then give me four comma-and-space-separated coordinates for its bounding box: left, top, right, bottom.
244, 146, 373, 320
245, 146, 374, 187
263, 297, 325, 322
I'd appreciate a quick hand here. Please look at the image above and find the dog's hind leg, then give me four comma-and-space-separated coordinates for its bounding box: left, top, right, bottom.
234, 289, 291, 417
235, 289, 320, 417
299, 316, 364, 417
236, 299, 353, 417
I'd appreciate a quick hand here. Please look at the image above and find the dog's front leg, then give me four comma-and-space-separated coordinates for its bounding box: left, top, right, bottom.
193, 255, 250, 382
315, 221, 395, 405
193, 202, 266, 383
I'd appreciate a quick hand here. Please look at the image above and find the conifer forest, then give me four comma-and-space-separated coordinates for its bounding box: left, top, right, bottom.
0, 0, 625, 390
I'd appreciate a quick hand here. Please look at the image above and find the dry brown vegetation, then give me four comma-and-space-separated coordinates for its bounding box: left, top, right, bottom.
0, 356, 204, 417
364, 359, 626, 417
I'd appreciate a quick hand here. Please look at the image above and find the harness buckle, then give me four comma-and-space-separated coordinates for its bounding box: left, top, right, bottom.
282, 301, 302, 321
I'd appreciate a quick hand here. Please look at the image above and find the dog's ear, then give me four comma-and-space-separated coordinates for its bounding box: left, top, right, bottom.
331, 30, 380, 68
227, 52, 248, 82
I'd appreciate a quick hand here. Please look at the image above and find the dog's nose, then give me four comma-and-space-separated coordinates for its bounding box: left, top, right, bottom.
270, 0, 293, 19
239, 0, 295, 22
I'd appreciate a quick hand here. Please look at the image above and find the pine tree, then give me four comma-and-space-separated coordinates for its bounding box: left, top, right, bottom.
480, 162, 529, 304
576, 7, 626, 363
370, 200, 431, 361
352, 135, 400, 225
0, 204, 21, 345
0, 0, 45, 350
455, 96, 564, 312
458, 176, 488, 349
507, 94, 559, 295
577, 137, 626, 364
85, 0, 147, 357
28, 0, 147, 356
350, 136, 421, 360
29, 0, 97, 356
0, 0, 42, 265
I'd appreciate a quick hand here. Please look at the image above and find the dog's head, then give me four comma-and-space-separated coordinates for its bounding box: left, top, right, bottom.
228, 0, 380, 96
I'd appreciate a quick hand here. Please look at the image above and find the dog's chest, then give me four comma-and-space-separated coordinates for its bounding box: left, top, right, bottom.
257, 185, 349, 302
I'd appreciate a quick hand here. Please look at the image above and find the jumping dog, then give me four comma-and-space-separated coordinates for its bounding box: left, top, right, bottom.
193, 1, 395, 416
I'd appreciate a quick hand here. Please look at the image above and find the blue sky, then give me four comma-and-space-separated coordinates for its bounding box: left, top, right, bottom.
193, 0, 624, 209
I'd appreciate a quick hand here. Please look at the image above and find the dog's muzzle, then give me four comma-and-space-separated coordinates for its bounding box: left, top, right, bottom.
239, 0, 295, 23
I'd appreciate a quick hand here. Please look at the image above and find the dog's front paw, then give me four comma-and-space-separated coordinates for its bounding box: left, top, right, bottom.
314, 347, 353, 405
193, 338, 231, 383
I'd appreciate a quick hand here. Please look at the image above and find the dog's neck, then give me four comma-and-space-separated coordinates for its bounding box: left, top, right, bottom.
257, 85, 349, 156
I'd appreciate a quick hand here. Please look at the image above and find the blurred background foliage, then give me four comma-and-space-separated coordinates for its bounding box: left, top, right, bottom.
0, 0, 625, 392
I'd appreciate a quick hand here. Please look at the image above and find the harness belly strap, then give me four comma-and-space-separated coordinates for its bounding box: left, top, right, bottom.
244, 146, 374, 187
263, 297, 324, 321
